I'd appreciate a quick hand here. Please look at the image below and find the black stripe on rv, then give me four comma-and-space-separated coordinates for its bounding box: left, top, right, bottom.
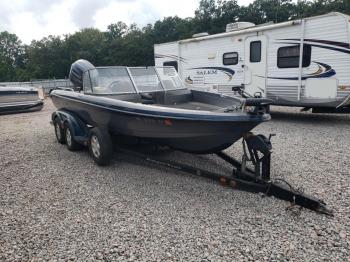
280, 39, 350, 49
154, 54, 187, 63
277, 39, 350, 54
262, 61, 336, 80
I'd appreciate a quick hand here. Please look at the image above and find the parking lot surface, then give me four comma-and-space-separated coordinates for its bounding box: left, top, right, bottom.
0, 99, 349, 261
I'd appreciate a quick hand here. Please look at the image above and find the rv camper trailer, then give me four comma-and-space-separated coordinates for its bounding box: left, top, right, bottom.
154, 12, 350, 113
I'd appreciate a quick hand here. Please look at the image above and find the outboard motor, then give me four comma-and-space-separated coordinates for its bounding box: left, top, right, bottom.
69, 59, 95, 90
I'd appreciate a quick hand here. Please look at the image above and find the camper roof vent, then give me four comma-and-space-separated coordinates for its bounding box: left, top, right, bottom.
192, 32, 209, 38
226, 22, 255, 32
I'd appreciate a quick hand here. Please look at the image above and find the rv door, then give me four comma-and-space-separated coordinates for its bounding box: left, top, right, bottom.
244, 35, 267, 97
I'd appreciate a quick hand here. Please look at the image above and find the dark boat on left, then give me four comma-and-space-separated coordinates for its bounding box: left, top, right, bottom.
0, 86, 44, 115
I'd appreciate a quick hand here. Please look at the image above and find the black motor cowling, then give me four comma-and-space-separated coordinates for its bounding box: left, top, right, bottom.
69, 59, 95, 88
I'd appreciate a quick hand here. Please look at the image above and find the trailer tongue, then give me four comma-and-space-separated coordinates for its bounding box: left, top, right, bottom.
117, 132, 333, 216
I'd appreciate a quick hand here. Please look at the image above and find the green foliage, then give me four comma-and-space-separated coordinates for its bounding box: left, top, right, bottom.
106, 22, 128, 40
0, 31, 25, 81
25, 36, 70, 79
0, 0, 348, 81
66, 28, 107, 65
153, 16, 195, 43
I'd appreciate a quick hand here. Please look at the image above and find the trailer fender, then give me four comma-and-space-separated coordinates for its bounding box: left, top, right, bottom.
51, 110, 89, 142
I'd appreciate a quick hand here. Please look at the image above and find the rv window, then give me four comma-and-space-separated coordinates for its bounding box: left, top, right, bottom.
223, 52, 238, 65
163, 61, 178, 71
277, 45, 311, 68
250, 41, 261, 63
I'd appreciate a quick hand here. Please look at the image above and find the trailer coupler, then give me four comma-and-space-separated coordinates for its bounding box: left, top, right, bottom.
118, 133, 333, 216
216, 133, 333, 216
215, 151, 333, 216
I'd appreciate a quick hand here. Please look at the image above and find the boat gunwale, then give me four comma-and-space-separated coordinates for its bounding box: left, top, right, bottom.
52, 90, 271, 122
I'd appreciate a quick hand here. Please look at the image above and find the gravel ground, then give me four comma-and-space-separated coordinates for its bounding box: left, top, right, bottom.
0, 99, 349, 261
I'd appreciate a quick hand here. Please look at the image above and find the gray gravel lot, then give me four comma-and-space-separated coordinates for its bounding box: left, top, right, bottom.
0, 99, 349, 261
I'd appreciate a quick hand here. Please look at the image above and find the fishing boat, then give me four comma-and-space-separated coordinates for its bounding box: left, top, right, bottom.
49, 60, 333, 216
51, 60, 271, 157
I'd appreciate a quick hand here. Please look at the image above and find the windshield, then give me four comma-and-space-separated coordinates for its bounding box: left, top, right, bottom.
128, 67, 163, 92
83, 67, 136, 94
155, 67, 185, 90
83, 66, 185, 94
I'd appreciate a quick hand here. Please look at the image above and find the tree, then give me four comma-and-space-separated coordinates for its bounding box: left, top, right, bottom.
193, 0, 219, 33
0, 0, 349, 81
106, 22, 128, 40
0, 31, 25, 81
153, 17, 194, 43
25, 36, 70, 79
65, 28, 107, 67
293, 0, 350, 18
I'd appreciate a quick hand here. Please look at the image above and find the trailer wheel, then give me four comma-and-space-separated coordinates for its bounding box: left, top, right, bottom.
54, 118, 65, 144
88, 128, 113, 166
64, 123, 82, 151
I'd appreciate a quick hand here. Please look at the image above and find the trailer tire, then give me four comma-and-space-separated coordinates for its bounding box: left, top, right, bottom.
54, 118, 65, 144
64, 123, 82, 151
88, 128, 113, 166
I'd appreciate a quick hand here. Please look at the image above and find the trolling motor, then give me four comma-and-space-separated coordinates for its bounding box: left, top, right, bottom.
232, 84, 252, 98
232, 85, 272, 115
232, 84, 264, 98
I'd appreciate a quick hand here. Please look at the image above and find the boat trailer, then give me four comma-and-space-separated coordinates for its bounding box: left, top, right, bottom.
52, 110, 333, 216
119, 132, 333, 216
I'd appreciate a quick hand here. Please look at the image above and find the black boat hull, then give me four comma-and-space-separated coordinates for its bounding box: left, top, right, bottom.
0, 87, 43, 115
0, 100, 44, 115
51, 91, 269, 153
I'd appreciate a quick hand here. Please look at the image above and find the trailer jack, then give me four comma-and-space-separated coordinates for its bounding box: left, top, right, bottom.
118, 133, 333, 216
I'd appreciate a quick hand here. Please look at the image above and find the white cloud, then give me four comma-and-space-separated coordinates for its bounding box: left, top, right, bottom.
0, 0, 200, 44
0, 0, 300, 44
1, 0, 78, 43
94, 1, 157, 29
237, 0, 255, 6
71, 0, 111, 28
94, 0, 198, 29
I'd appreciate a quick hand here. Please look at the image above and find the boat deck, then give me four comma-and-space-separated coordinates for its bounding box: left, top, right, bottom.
156, 101, 222, 111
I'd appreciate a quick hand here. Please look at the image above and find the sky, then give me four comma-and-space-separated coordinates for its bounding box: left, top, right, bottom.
0, 0, 254, 44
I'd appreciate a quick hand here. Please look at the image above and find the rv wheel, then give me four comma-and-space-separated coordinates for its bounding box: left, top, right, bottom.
88, 128, 113, 166
54, 118, 65, 144
64, 123, 82, 151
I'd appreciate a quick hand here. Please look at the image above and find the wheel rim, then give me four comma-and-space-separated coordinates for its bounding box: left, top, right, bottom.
66, 128, 72, 146
91, 135, 101, 158
55, 123, 61, 140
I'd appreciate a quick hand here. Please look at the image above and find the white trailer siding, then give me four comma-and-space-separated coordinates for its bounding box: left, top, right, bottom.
265, 24, 301, 101
180, 36, 246, 93
154, 12, 350, 108
303, 14, 350, 102
154, 42, 179, 67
